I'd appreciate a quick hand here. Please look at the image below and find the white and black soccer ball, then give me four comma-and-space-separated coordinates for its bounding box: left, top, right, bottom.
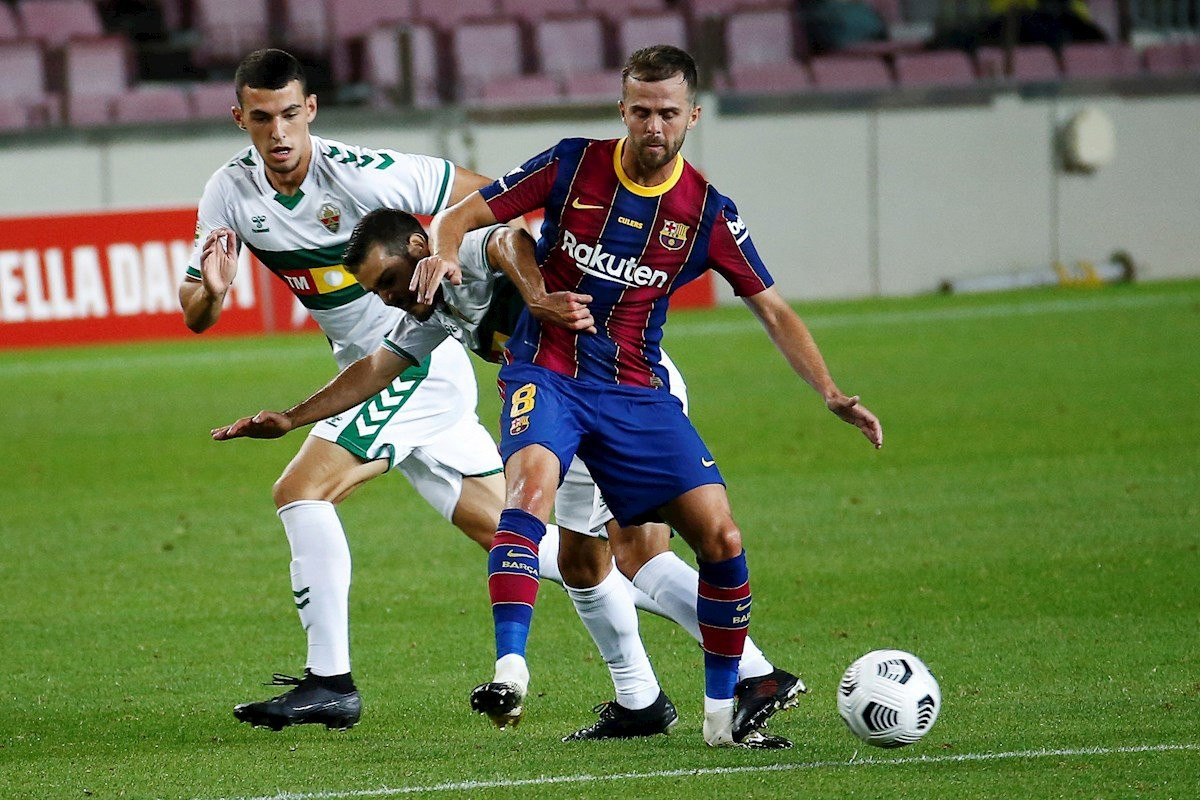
837, 649, 941, 748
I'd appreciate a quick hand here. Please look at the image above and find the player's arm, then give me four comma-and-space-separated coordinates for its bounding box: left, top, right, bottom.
412, 192, 499, 304
179, 227, 238, 333
486, 226, 595, 334
446, 165, 492, 206
211, 347, 412, 441
742, 287, 883, 449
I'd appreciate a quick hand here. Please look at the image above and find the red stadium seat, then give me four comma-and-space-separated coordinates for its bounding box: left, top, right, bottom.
113, 85, 192, 124
280, 0, 331, 56
0, 3, 24, 42
1141, 42, 1190, 76
362, 23, 442, 108
418, 0, 499, 28
725, 6, 800, 69
534, 14, 608, 78
724, 60, 812, 94
17, 0, 102, 49
452, 18, 524, 102
190, 81, 238, 120
476, 74, 563, 108
580, 0, 665, 21
618, 10, 688, 60
893, 50, 977, 87
192, 0, 268, 65
498, 0, 583, 23
0, 39, 57, 127
809, 55, 893, 90
690, 0, 760, 18
328, 0, 418, 83
563, 69, 624, 103
63, 36, 131, 126
977, 45, 1060, 82
1061, 43, 1139, 79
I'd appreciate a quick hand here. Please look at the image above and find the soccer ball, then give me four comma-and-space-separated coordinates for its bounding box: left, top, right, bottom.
837, 649, 941, 748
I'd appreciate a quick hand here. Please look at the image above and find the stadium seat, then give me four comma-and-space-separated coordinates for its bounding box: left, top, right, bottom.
1062, 43, 1139, 79
689, 0, 760, 18
893, 50, 977, 87
563, 69, 623, 102
452, 18, 524, 103
725, 7, 800, 69
0, 39, 56, 127
280, 0, 331, 57
17, 0, 103, 49
329, 0, 418, 82
418, 0, 499, 28
476, 74, 562, 108
192, 0, 268, 65
977, 45, 1060, 82
362, 23, 442, 108
0, 97, 32, 130
0, 3, 23, 42
497, 0, 582, 23
581, 0, 666, 20
618, 10, 688, 58
809, 55, 893, 90
190, 81, 238, 120
723, 60, 812, 94
1141, 42, 1190, 75
63, 35, 131, 126
113, 85, 192, 124
534, 14, 608, 79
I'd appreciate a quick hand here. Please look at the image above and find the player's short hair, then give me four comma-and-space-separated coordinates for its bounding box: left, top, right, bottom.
234, 49, 308, 105
621, 45, 698, 105
344, 208, 428, 274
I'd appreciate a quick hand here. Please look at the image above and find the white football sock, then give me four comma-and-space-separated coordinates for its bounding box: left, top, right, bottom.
537, 524, 564, 585
566, 569, 661, 710
632, 551, 774, 681
494, 653, 529, 695
278, 500, 352, 677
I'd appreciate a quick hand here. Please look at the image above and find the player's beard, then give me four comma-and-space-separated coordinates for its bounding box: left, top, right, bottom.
632, 130, 686, 173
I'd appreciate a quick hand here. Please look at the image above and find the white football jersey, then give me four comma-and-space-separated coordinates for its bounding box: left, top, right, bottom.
188, 134, 455, 368
382, 225, 506, 365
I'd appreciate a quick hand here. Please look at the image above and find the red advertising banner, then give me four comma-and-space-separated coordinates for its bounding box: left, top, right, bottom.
0, 208, 712, 350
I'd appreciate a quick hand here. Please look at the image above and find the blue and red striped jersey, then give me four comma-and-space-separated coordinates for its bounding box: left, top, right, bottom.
480, 137, 774, 388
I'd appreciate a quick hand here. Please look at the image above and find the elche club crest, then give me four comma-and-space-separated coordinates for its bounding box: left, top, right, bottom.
659, 219, 689, 251
319, 203, 341, 233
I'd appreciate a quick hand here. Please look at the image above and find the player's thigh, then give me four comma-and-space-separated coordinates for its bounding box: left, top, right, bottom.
452, 474, 505, 549
273, 435, 387, 507
659, 483, 742, 563
609, 522, 673, 577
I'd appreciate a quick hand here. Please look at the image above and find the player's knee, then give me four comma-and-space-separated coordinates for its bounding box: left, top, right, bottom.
272, 471, 325, 508
697, 525, 743, 563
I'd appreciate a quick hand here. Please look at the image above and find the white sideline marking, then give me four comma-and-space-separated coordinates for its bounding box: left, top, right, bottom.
1, 291, 1193, 379
209, 742, 1200, 800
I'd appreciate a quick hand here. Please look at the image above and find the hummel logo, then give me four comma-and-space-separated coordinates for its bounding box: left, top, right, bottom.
735, 601, 751, 611
571, 197, 605, 210
701, 457, 716, 467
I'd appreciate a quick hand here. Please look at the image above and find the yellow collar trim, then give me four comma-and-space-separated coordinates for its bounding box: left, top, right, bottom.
613, 138, 684, 197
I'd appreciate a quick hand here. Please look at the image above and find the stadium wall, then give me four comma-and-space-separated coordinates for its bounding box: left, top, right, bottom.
0, 91, 1196, 323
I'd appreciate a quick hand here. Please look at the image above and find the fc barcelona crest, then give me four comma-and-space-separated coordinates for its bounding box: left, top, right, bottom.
509, 416, 530, 436
659, 220, 689, 251
318, 203, 341, 233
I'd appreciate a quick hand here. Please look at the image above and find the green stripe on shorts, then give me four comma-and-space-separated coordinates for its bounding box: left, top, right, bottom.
335, 356, 431, 459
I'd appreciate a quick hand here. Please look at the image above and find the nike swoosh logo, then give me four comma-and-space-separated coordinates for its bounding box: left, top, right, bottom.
572, 198, 605, 210
506, 549, 534, 559
701, 457, 716, 467
735, 601, 751, 611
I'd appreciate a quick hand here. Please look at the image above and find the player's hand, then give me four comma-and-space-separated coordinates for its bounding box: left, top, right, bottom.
211, 410, 294, 441
530, 291, 596, 334
411, 255, 462, 304
200, 227, 238, 298
825, 394, 883, 449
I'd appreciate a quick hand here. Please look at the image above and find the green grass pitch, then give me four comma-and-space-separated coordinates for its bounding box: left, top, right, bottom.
1, 280, 1197, 800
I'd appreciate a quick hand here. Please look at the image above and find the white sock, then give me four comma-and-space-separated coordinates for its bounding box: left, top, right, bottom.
278, 500, 352, 677
632, 552, 774, 681
566, 569, 661, 710
494, 653, 529, 694
537, 524, 564, 585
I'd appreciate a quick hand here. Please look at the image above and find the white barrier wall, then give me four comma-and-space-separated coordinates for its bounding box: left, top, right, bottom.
1, 90, 1197, 299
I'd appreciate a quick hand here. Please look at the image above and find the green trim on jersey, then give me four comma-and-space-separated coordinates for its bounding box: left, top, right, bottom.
435, 160, 452, 212
335, 356, 433, 459
382, 339, 421, 365
466, 467, 504, 478
185, 266, 201, 280
274, 189, 305, 210
244, 242, 368, 310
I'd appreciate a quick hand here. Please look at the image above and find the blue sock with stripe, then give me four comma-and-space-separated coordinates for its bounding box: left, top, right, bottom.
488, 508, 546, 659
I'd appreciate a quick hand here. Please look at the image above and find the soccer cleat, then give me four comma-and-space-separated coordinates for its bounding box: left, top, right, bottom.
233, 672, 361, 731
735, 729, 794, 749
562, 691, 679, 741
732, 668, 806, 742
470, 681, 526, 729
